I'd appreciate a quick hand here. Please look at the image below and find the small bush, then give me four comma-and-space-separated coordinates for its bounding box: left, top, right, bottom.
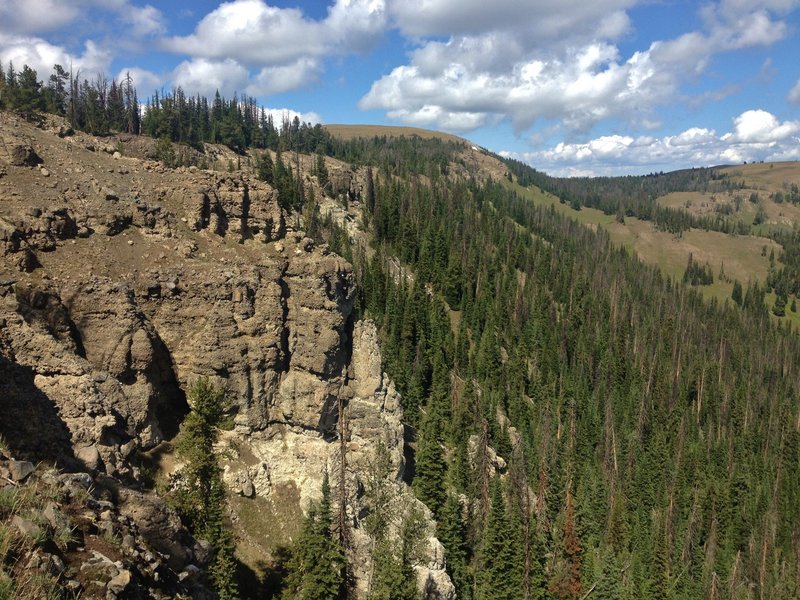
154, 137, 177, 167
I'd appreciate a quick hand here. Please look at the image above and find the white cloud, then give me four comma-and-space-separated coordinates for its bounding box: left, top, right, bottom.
361, 0, 798, 135
171, 58, 250, 98
116, 66, 163, 94
262, 108, 323, 126
508, 110, 800, 176
123, 4, 166, 37
0, 33, 110, 77
788, 79, 800, 103
0, 0, 79, 34
386, 106, 489, 132
0, 1, 166, 36
164, 0, 386, 66
0, 0, 164, 85
168, 56, 323, 98
249, 58, 322, 96
360, 38, 689, 134
160, 0, 386, 97
723, 109, 800, 142
671, 127, 718, 146
702, 6, 789, 49
388, 0, 635, 42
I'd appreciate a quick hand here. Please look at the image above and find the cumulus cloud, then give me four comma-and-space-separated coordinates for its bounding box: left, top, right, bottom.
116, 66, 163, 94
362, 0, 797, 135
700, 3, 790, 49
0, 0, 79, 35
671, 127, 718, 146
386, 105, 490, 132
123, 4, 166, 37
171, 58, 250, 98
168, 56, 323, 98
249, 58, 323, 96
360, 38, 689, 134
261, 107, 323, 126
0, 1, 165, 36
507, 110, 800, 175
722, 109, 800, 142
0, 33, 110, 76
160, 0, 386, 97
0, 0, 164, 83
165, 0, 385, 66
388, 0, 635, 41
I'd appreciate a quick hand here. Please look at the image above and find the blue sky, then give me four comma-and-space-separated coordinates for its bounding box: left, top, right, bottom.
1, 0, 799, 175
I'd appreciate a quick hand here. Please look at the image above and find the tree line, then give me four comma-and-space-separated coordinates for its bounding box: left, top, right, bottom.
0, 62, 140, 135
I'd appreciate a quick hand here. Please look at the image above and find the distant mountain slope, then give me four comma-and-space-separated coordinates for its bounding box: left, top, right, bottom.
325, 123, 469, 144
501, 155, 800, 327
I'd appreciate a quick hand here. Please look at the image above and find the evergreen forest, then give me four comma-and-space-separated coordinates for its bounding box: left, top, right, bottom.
347, 161, 800, 600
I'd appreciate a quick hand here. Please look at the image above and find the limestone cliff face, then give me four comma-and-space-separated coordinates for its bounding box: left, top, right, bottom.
0, 112, 454, 598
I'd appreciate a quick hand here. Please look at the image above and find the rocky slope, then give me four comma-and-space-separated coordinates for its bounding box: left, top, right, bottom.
1, 449, 216, 599
0, 112, 454, 598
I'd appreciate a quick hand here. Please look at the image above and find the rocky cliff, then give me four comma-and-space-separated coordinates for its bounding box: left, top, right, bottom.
0, 112, 454, 598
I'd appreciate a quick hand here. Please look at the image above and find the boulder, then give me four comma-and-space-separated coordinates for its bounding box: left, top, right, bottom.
76, 445, 102, 471
8, 459, 35, 482
12, 515, 41, 540
8, 144, 42, 167
107, 569, 132, 595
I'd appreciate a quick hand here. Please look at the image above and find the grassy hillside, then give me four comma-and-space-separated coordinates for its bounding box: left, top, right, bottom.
658, 162, 800, 230
324, 123, 467, 144
505, 161, 800, 323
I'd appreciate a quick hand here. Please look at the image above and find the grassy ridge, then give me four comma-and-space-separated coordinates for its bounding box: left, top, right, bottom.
324, 124, 468, 144
506, 168, 795, 310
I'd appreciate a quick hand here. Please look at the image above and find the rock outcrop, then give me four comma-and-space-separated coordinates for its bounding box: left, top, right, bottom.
0, 110, 454, 598
0, 451, 215, 599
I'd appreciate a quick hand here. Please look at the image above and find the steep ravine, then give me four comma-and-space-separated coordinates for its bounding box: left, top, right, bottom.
0, 112, 454, 598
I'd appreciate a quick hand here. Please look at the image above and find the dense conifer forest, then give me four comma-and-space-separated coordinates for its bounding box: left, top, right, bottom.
3, 63, 800, 599
344, 160, 800, 599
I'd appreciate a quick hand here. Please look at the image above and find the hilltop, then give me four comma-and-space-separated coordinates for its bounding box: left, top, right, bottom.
324, 124, 470, 145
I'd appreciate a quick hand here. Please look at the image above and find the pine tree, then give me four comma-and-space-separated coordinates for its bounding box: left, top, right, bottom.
14, 65, 43, 113
773, 290, 787, 317
413, 413, 447, 520
549, 489, 582, 600
170, 378, 239, 599
368, 500, 426, 600
369, 539, 416, 600
366, 166, 376, 213
593, 549, 622, 600
283, 471, 346, 599
731, 280, 743, 306
4, 62, 17, 110
257, 151, 275, 185
476, 480, 523, 600
122, 71, 140, 134
44, 64, 68, 115
439, 494, 471, 599
315, 150, 329, 194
